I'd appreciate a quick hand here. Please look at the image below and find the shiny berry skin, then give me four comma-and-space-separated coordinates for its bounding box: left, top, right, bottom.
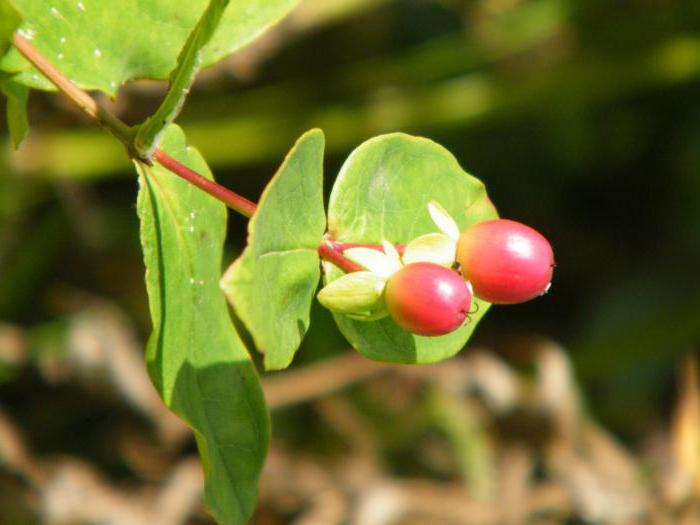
384, 262, 472, 336
456, 219, 554, 304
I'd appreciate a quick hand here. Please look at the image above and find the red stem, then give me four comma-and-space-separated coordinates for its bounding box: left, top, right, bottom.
151, 154, 410, 274
154, 149, 257, 218
155, 151, 372, 273
318, 244, 363, 273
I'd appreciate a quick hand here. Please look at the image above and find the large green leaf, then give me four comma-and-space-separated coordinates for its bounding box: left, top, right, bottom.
326, 133, 498, 364
137, 124, 268, 524
1, 0, 298, 95
221, 130, 326, 371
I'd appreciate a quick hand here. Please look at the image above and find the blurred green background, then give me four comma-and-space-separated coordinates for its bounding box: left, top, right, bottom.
2, 0, 700, 518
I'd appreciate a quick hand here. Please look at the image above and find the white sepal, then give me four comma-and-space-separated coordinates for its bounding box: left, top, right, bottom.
317, 271, 387, 315
402, 233, 457, 267
428, 200, 460, 241
382, 240, 402, 268
343, 247, 402, 280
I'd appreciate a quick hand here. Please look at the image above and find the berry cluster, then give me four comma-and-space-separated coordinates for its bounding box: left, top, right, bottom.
318, 202, 554, 336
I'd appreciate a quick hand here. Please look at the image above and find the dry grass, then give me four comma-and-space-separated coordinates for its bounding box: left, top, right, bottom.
1, 303, 698, 524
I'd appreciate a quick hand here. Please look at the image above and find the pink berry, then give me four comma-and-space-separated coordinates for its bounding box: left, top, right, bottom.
456, 219, 554, 304
384, 262, 472, 336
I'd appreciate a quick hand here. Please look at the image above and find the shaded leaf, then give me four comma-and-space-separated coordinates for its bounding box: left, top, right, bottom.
326, 133, 498, 364
221, 130, 325, 371
0, 74, 29, 148
1, 0, 299, 95
137, 124, 268, 524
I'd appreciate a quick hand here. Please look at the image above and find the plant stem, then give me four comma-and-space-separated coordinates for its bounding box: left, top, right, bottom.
153, 149, 257, 218
12, 33, 362, 273
13, 32, 257, 216
318, 243, 363, 273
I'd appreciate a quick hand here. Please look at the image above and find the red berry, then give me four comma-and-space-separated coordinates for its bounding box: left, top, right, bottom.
456, 219, 554, 304
384, 262, 472, 336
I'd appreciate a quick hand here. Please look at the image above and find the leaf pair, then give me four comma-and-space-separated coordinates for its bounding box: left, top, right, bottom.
224, 132, 499, 369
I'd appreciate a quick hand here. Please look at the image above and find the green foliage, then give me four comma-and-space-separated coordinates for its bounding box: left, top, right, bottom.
221, 130, 326, 371
0, 0, 298, 95
135, 0, 230, 157
326, 133, 498, 364
137, 124, 268, 524
0, 0, 21, 56
0, 74, 28, 148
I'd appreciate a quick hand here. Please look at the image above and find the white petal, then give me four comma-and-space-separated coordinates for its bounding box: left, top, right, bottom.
382, 240, 402, 268
428, 200, 460, 241
402, 233, 457, 267
344, 247, 401, 279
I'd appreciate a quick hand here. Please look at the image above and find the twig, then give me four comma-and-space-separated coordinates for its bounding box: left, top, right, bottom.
317, 243, 363, 273
153, 149, 257, 218
12, 33, 366, 272
12, 34, 251, 209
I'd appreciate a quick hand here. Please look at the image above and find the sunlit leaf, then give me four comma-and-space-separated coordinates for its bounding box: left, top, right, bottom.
221, 130, 326, 371
1, 0, 299, 95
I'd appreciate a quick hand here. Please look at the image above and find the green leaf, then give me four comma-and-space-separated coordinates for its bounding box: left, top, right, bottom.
137, 124, 268, 524
221, 130, 326, 371
1, 74, 29, 148
1, 0, 299, 96
326, 133, 498, 364
135, 0, 229, 158
0, 0, 21, 57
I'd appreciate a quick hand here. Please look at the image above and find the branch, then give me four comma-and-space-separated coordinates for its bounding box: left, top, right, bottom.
11, 33, 365, 273
153, 149, 257, 218
318, 242, 363, 273
12, 32, 256, 215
